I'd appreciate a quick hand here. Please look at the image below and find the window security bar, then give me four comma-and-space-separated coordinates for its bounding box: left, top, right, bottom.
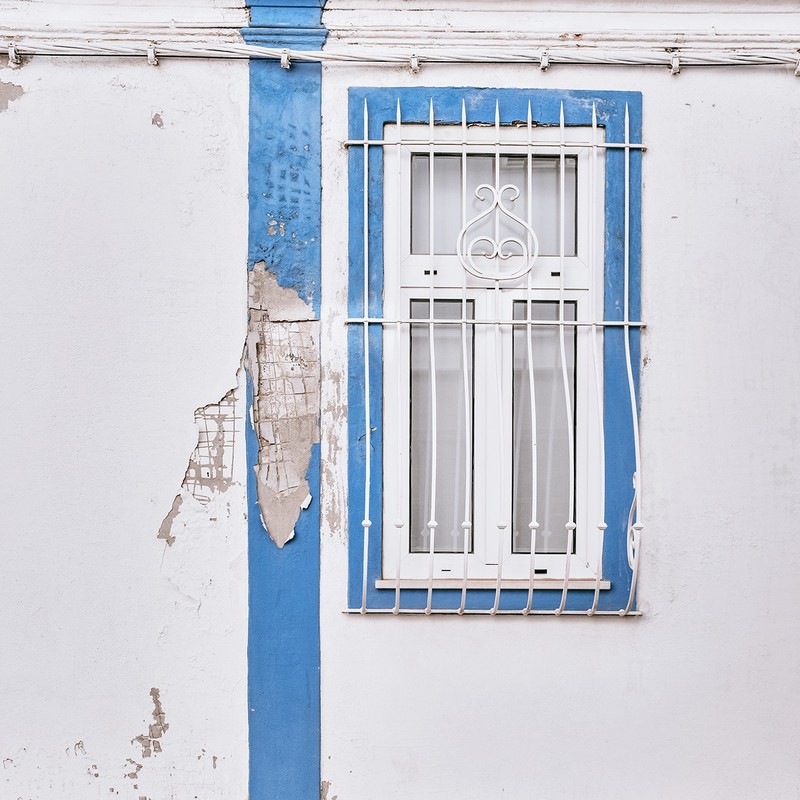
346, 318, 646, 327
344, 138, 646, 151
347, 95, 644, 616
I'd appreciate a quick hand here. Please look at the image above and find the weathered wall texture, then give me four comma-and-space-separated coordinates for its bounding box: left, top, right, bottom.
3, 1, 800, 799
0, 29, 250, 799
318, 7, 800, 799
247, 262, 320, 547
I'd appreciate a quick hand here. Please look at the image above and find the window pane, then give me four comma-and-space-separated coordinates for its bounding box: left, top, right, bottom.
410, 299, 474, 553
512, 301, 576, 554
411, 154, 576, 257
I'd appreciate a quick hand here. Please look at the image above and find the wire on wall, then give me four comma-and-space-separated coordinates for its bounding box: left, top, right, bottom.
3, 36, 800, 72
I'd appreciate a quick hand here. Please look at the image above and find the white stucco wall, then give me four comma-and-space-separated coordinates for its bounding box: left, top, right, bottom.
319, 48, 800, 800
2, 1, 800, 798
0, 38, 250, 800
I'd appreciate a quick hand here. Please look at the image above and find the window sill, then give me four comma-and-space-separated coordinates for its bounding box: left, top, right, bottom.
375, 578, 610, 591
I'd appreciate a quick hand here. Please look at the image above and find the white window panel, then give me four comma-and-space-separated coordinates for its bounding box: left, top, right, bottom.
381, 122, 604, 584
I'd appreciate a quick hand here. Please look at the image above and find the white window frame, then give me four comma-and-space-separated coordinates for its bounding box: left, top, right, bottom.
380, 122, 606, 585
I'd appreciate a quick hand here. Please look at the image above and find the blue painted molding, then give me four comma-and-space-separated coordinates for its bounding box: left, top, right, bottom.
347, 87, 643, 613
244, 0, 327, 49
246, 4, 326, 798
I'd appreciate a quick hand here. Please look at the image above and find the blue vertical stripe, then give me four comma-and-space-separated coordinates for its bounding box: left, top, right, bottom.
245, 3, 326, 797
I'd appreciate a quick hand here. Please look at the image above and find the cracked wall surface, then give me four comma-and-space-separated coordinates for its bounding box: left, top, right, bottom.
159, 263, 320, 550
246, 261, 320, 547
158, 381, 242, 546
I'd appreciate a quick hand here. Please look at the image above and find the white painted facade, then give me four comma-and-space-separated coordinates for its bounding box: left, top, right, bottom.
3, 1, 800, 798
0, 7, 250, 796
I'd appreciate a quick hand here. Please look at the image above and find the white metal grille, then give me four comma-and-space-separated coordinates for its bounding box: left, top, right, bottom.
347, 96, 644, 616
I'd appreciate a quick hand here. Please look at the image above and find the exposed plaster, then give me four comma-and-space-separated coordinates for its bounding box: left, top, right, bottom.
246, 261, 320, 548
158, 382, 240, 545
157, 495, 183, 546
321, 356, 346, 542
124, 758, 143, 781
0, 80, 24, 113
132, 688, 169, 760
320, 779, 338, 800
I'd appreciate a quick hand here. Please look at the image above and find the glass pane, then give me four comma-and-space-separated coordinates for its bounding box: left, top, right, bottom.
512, 301, 576, 554
410, 299, 474, 553
530, 158, 577, 257
411, 154, 576, 257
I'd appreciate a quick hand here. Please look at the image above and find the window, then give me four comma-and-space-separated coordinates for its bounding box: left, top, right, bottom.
347, 89, 643, 615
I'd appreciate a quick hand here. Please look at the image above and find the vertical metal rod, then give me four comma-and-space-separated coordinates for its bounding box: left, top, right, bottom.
556, 102, 576, 615
524, 100, 539, 615
459, 99, 471, 614
361, 98, 371, 613
622, 103, 643, 616
425, 98, 438, 615
393, 99, 404, 615
493, 100, 501, 256
491, 101, 505, 616
492, 280, 506, 615
589, 103, 607, 615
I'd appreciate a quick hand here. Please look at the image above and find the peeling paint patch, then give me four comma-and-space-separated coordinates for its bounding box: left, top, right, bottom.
124, 758, 142, 781
183, 387, 238, 501
158, 383, 240, 545
320, 779, 338, 800
247, 262, 320, 548
267, 217, 287, 236
132, 688, 169, 759
157, 494, 183, 546
0, 80, 24, 113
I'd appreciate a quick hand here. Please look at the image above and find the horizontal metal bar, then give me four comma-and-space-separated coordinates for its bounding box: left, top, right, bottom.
344, 138, 646, 150
344, 608, 643, 616
346, 317, 646, 328
376, 578, 611, 590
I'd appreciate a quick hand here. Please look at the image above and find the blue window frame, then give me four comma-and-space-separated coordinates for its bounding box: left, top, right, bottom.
347, 87, 643, 615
